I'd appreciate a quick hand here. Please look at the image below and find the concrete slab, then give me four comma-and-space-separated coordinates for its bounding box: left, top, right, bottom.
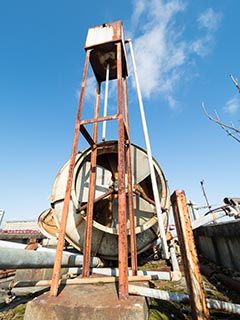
24, 282, 148, 320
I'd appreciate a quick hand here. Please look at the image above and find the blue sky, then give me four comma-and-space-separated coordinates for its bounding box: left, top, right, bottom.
0, 0, 239, 225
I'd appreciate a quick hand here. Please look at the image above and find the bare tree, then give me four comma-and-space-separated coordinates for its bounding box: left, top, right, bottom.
202, 74, 240, 143
230, 73, 240, 93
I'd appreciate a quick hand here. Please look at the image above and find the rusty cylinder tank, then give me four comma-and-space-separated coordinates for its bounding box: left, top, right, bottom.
38, 140, 170, 260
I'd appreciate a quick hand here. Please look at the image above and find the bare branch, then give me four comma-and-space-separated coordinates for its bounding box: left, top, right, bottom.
202, 102, 240, 143
229, 74, 240, 93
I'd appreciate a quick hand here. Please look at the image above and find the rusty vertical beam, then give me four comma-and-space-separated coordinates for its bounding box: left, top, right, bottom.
117, 42, 128, 300
123, 77, 137, 276
50, 49, 91, 297
82, 81, 101, 278
171, 190, 210, 320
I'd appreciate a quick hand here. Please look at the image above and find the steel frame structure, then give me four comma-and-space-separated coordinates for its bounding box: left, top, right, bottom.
50, 22, 137, 299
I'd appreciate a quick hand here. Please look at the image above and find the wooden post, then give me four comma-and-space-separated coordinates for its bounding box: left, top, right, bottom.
171, 190, 210, 320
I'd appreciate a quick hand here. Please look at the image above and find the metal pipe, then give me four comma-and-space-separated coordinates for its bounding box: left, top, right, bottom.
200, 180, 211, 211
102, 63, 110, 141
123, 76, 138, 275
50, 48, 91, 297
0, 247, 100, 269
169, 210, 228, 240
0, 240, 61, 253
129, 285, 240, 315
0, 240, 28, 249
127, 39, 169, 259
82, 81, 101, 277
10, 274, 165, 289
67, 267, 172, 280
200, 264, 240, 294
169, 243, 182, 281
169, 241, 180, 274
191, 211, 226, 229
129, 284, 189, 303
94, 269, 172, 280
207, 299, 240, 314
117, 41, 128, 300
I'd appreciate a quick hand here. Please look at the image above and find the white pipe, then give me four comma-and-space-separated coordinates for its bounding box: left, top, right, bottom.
0, 240, 75, 254
127, 39, 169, 259
0, 246, 101, 269
169, 241, 180, 272
129, 285, 240, 314
0, 240, 27, 249
102, 63, 110, 141
68, 267, 171, 280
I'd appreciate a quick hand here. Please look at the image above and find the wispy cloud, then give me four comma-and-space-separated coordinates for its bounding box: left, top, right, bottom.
129, 1, 223, 107
223, 95, 240, 114
129, 0, 186, 107
198, 8, 222, 32
75, 75, 96, 103
191, 8, 222, 57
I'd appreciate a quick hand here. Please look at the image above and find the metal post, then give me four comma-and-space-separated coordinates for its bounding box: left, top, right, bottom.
171, 190, 210, 320
127, 39, 169, 259
102, 63, 110, 141
50, 49, 91, 297
117, 42, 128, 300
123, 77, 137, 275
82, 81, 101, 277
188, 200, 199, 221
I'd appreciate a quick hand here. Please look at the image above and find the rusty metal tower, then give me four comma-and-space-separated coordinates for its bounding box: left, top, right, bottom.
49, 21, 169, 300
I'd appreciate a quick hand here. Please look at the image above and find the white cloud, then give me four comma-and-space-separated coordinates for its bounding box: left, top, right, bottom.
190, 8, 222, 58
190, 35, 213, 57
129, 0, 186, 103
129, 1, 223, 106
75, 75, 97, 103
223, 95, 240, 114
198, 8, 222, 31
85, 75, 97, 100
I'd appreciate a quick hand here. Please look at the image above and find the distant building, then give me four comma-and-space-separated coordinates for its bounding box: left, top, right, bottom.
1, 220, 40, 233
0, 220, 44, 243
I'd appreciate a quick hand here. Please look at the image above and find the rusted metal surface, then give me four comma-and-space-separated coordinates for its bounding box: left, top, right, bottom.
79, 114, 118, 125
85, 21, 124, 48
41, 140, 169, 259
79, 189, 114, 212
124, 81, 137, 276
49, 49, 91, 297
200, 264, 240, 294
46, 21, 171, 300
171, 190, 210, 320
117, 42, 128, 299
0, 269, 15, 279
80, 124, 94, 147
82, 82, 101, 277
85, 21, 127, 82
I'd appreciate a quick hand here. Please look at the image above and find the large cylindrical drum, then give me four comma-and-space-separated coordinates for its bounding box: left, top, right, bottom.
38, 140, 170, 260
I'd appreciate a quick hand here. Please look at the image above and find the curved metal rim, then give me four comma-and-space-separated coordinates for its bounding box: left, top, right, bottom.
69, 140, 169, 235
